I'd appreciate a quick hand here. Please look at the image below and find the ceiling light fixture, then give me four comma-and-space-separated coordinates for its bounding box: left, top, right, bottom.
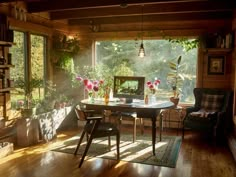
120, 0, 128, 8
138, 5, 145, 58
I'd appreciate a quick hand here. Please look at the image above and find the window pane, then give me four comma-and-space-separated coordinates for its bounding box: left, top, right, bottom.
31, 34, 45, 100
95, 40, 197, 103
9, 31, 25, 109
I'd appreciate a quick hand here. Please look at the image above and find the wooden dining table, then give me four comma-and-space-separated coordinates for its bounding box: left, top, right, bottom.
80, 98, 174, 155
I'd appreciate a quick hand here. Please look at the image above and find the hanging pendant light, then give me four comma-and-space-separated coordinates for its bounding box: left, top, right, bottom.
138, 5, 145, 58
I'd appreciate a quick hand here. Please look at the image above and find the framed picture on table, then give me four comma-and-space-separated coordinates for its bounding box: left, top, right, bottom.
207, 55, 225, 75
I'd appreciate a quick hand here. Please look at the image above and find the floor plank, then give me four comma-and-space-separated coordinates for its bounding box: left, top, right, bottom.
0, 127, 236, 177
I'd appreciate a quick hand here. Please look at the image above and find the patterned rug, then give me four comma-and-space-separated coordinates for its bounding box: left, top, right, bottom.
51, 133, 182, 168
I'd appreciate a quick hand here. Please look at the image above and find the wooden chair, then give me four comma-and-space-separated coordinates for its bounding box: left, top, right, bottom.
74, 106, 120, 168
108, 111, 144, 142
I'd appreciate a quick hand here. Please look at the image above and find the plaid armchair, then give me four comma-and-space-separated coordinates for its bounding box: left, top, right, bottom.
182, 88, 232, 141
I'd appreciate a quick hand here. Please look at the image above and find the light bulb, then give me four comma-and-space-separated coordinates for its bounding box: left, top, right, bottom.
138, 43, 145, 58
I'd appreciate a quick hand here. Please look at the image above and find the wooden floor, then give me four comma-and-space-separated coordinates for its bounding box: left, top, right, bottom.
0, 127, 236, 177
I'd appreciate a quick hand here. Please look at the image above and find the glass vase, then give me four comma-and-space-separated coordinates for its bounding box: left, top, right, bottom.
149, 94, 156, 104
88, 92, 94, 103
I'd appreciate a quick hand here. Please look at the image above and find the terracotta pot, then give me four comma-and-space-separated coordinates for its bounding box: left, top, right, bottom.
170, 97, 179, 107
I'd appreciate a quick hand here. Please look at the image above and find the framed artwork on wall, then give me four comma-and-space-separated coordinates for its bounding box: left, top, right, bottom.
207, 55, 225, 75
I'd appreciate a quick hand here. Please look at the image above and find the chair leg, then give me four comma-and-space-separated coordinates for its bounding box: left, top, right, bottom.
140, 118, 144, 135
78, 134, 94, 168
74, 130, 86, 155
86, 133, 89, 142
133, 118, 137, 142
116, 132, 120, 161
108, 136, 111, 151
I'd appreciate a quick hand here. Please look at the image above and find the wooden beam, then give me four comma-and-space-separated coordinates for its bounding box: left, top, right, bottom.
50, 1, 232, 20
27, 0, 207, 13
0, 0, 22, 2
68, 11, 233, 25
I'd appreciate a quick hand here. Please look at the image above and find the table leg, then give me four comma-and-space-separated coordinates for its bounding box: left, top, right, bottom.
152, 116, 156, 156
159, 112, 163, 142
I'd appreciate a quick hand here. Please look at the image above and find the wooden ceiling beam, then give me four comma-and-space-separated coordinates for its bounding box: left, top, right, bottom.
0, 0, 22, 2
27, 0, 207, 13
50, 1, 232, 20
68, 11, 232, 25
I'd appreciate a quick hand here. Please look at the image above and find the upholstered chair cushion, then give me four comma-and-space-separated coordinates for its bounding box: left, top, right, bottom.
200, 94, 224, 112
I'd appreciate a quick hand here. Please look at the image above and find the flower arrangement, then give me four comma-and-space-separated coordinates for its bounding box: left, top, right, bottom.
76, 76, 104, 99
146, 78, 161, 95
17, 100, 24, 110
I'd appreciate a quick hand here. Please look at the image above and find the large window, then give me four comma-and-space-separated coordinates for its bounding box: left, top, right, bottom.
10, 31, 25, 106
10, 31, 47, 109
31, 34, 45, 100
95, 39, 197, 103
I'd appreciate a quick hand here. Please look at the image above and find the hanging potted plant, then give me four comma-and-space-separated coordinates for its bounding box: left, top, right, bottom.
51, 32, 79, 70
167, 55, 185, 107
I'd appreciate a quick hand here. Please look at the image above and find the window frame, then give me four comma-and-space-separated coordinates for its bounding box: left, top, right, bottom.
10, 30, 48, 108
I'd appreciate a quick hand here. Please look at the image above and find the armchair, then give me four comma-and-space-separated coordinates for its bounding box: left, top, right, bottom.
182, 88, 232, 141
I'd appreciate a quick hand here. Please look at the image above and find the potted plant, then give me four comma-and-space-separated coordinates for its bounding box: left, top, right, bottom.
167, 55, 185, 107
35, 81, 58, 114
15, 77, 43, 117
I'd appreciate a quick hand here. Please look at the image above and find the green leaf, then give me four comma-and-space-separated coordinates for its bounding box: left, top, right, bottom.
169, 62, 177, 68
177, 56, 182, 65
178, 73, 185, 80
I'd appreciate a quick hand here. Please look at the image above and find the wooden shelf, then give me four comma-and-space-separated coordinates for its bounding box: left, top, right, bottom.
0, 88, 14, 92
0, 65, 14, 69
203, 48, 233, 53
0, 42, 14, 119
0, 41, 14, 46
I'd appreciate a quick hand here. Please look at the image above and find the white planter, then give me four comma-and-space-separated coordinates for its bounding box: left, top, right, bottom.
0, 142, 13, 158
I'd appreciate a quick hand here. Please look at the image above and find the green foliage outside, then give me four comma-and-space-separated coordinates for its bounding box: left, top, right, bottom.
10, 31, 45, 109
92, 39, 197, 103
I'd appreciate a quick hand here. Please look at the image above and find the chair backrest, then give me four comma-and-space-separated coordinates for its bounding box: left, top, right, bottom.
75, 105, 87, 121
193, 88, 232, 112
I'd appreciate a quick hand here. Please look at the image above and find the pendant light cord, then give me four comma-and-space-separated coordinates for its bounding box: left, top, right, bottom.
141, 5, 143, 43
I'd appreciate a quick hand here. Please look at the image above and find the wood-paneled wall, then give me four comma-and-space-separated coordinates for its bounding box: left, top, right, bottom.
0, 4, 235, 118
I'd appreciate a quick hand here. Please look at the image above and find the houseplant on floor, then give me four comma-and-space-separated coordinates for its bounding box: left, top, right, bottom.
167, 55, 185, 107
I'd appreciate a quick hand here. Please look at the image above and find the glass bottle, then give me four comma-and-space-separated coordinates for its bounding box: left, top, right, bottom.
109, 88, 113, 100
104, 87, 109, 105
145, 95, 148, 104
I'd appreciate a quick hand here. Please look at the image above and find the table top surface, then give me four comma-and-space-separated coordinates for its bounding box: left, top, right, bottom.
81, 98, 174, 110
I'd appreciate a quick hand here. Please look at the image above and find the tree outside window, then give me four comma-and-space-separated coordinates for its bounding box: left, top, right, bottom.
95, 39, 197, 103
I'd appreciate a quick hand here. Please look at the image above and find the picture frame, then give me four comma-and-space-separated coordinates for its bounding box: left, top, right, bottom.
207, 55, 225, 75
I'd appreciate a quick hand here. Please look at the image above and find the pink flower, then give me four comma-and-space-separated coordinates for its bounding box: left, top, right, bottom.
76, 76, 83, 81
93, 80, 99, 86
83, 79, 89, 86
146, 81, 152, 85
93, 85, 99, 92
148, 84, 154, 89
146, 79, 161, 94
76, 75, 104, 93
18, 100, 24, 106
154, 79, 161, 85
86, 81, 93, 90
